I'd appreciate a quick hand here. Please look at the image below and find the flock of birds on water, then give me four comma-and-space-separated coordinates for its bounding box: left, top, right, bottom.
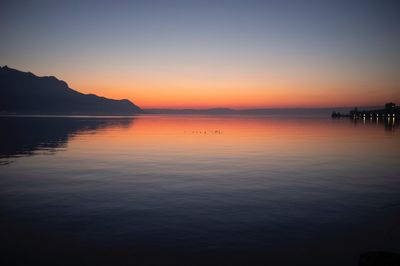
184, 130, 223, 135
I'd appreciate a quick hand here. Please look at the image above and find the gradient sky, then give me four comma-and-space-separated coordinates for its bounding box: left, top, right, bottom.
1, 0, 399, 108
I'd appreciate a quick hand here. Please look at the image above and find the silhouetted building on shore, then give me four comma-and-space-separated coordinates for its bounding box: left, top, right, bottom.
332, 103, 399, 119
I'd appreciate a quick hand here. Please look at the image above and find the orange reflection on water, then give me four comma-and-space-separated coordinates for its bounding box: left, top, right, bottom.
68, 115, 399, 167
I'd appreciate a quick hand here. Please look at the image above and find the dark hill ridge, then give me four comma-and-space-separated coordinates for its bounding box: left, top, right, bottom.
0, 65, 142, 115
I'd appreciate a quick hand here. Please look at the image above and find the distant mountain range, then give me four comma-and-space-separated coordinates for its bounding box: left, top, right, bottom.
1, 65, 384, 117
0, 66, 142, 115
145, 107, 364, 116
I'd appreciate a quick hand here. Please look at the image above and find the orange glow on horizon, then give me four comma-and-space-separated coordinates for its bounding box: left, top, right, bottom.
60, 68, 400, 109
71, 82, 400, 109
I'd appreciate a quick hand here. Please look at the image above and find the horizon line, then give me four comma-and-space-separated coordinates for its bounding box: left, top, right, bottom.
142, 105, 385, 111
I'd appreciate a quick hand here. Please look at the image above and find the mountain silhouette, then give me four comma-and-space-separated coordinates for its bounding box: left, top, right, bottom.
0, 65, 142, 115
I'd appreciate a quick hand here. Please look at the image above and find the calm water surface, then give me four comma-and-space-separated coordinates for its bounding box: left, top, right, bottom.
0, 115, 399, 265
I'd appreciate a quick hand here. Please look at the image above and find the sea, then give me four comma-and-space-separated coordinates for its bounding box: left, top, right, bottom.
0, 114, 399, 265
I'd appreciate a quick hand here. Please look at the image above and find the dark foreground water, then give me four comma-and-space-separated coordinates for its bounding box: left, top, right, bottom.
0, 115, 399, 265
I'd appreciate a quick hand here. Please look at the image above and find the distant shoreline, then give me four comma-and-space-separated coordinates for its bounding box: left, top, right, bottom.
2, 105, 393, 117
143, 107, 367, 115
332, 103, 399, 119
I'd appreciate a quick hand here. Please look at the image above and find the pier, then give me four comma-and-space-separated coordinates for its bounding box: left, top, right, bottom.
332, 102, 399, 119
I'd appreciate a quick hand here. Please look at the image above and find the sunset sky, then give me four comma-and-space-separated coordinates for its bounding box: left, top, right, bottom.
1, 0, 399, 108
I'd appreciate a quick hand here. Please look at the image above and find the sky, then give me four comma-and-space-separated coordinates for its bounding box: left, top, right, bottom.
1, 0, 399, 109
